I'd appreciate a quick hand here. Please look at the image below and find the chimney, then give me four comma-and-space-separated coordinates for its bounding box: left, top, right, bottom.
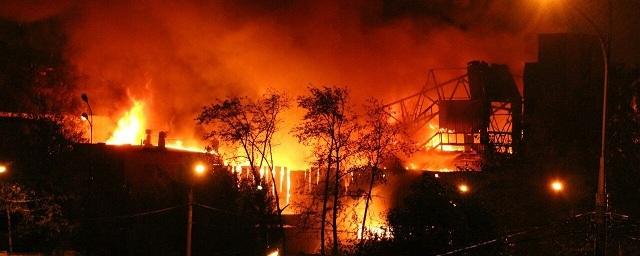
158, 131, 167, 150
143, 129, 152, 147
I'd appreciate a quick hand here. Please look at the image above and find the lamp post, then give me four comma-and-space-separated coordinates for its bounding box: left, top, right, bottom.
539, 1, 610, 254
187, 163, 206, 256
569, 6, 610, 256
81, 93, 93, 144
0, 164, 10, 254
81, 112, 93, 144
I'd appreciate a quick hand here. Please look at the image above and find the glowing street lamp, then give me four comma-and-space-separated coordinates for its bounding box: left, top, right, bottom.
81, 112, 93, 145
267, 249, 279, 256
0, 164, 9, 252
458, 183, 470, 193
194, 163, 206, 176
550, 180, 564, 193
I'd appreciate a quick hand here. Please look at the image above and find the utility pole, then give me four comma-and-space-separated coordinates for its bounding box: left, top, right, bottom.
186, 163, 205, 256
186, 186, 193, 256
81, 93, 93, 144
6, 207, 12, 254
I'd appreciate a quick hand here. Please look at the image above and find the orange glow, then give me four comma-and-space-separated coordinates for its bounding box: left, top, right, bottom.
358, 224, 392, 240
194, 163, 206, 175
46, 1, 543, 251
286, 167, 290, 205
166, 140, 207, 153
0, 165, 6, 174
550, 180, 564, 192
458, 183, 470, 193
102, 98, 209, 153
106, 100, 145, 145
266, 249, 279, 256
441, 145, 465, 152
402, 150, 461, 172
355, 183, 393, 241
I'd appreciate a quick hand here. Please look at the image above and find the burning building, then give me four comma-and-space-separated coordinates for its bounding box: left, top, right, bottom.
384, 60, 523, 171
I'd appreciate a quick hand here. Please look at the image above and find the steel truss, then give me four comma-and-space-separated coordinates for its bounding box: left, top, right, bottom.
384, 66, 521, 156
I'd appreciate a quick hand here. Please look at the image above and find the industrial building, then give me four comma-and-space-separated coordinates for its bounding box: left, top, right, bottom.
523, 33, 604, 177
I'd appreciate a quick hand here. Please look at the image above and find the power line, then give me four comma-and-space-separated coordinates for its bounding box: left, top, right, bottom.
87, 205, 185, 221
194, 203, 238, 217
435, 227, 541, 256
435, 211, 597, 255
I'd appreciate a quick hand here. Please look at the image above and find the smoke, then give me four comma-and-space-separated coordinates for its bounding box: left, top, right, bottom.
1, 0, 548, 167
0, 0, 73, 22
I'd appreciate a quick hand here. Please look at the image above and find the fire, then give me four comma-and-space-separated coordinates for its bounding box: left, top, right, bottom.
106, 100, 145, 145
355, 185, 393, 241
104, 98, 208, 153
166, 140, 208, 153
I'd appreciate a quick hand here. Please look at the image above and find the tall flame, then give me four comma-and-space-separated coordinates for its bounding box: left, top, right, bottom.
106, 100, 146, 145
104, 99, 208, 153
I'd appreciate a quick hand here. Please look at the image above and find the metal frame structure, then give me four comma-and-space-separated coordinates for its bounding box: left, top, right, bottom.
384, 62, 522, 166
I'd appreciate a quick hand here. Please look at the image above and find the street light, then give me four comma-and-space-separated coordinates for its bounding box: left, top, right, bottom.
267, 248, 280, 256
81, 93, 94, 144
81, 112, 93, 144
0, 164, 10, 253
186, 162, 207, 256
458, 183, 470, 194
550, 179, 564, 193
536, 1, 611, 254
194, 163, 206, 176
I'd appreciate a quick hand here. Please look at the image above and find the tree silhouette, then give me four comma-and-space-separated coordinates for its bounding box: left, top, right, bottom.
197, 91, 289, 254
294, 86, 360, 255
357, 99, 413, 242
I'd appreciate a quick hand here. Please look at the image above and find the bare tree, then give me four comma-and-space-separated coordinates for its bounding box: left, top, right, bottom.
251, 92, 290, 255
294, 86, 359, 255
198, 97, 261, 184
358, 99, 411, 242
197, 91, 289, 254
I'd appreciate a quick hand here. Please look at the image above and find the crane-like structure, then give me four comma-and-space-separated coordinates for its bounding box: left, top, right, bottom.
384, 61, 522, 171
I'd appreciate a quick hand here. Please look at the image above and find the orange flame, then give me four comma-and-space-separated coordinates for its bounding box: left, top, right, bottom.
166, 140, 208, 153
104, 98, 207, 153
106, 100, 145, 145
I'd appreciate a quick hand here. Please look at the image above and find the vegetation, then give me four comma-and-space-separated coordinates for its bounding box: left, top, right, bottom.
357, 99, 412, 243
293, 86, 362, 255
197, 91, 290, 254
